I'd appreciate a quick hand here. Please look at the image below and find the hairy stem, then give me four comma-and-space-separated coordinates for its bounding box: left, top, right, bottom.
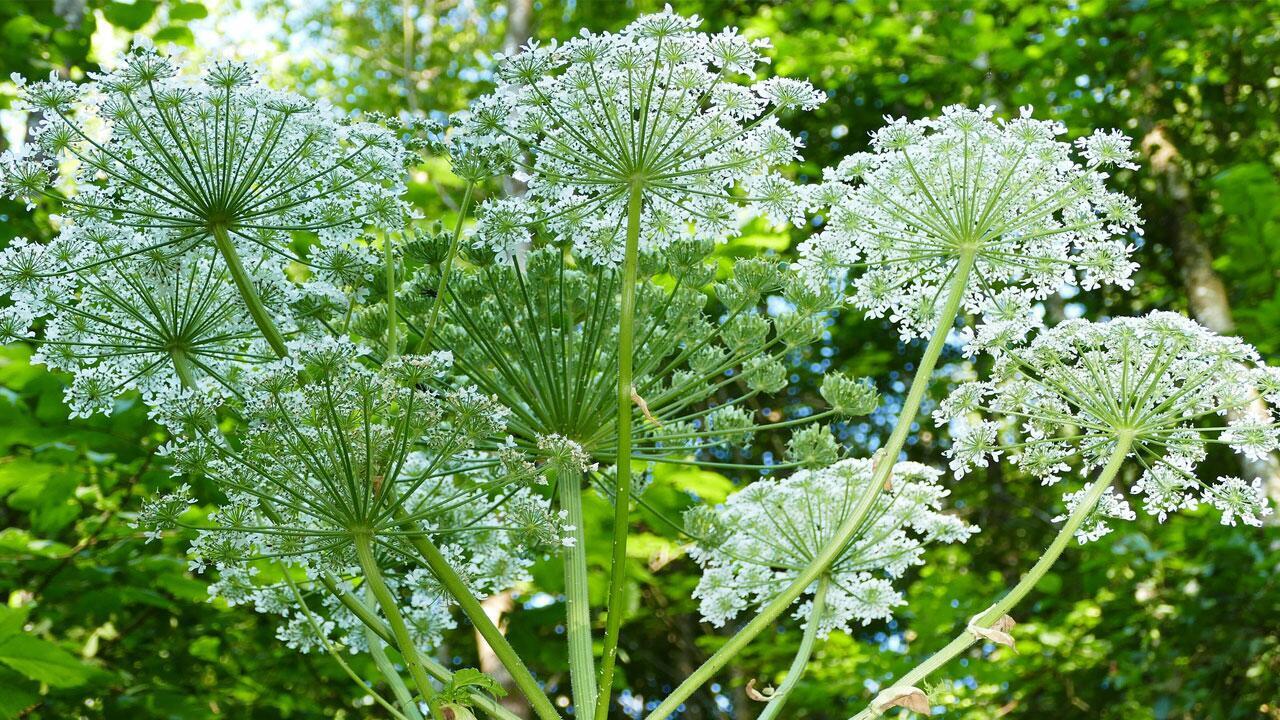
559, 464, 598, 713
210, 223, 289, 357
417, 181, 475, 352
395, 509, 563, 720
850, 435, 1133, 720
354, 532, 444, 720
758, 576, 829, 720
645, 250, 977, 720
594, 184, 644, 720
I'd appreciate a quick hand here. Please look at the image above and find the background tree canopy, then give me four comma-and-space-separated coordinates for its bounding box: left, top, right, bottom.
1, 0, 1278, 718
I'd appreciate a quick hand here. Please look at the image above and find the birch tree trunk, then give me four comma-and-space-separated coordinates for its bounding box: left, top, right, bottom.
1141, 126, 1280, 504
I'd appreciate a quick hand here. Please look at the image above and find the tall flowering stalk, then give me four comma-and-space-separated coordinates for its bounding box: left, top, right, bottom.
462, 8, 822, 715
853, 312, 1277, 718
405, 231, 870, 712
648, 105, 1143, 720
689, 458, 976, 719
2, 12, 1271, 720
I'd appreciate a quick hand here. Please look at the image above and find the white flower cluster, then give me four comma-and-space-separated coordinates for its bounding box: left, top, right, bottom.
799, 105, 1142, 340
938, 311, 1277, 537
140, 338, 565, 652
689, 458, 975, 637
0, 48, 414, 414
0, 235, 273, 417
418, 242, 843, 472
459, 5, 823, 265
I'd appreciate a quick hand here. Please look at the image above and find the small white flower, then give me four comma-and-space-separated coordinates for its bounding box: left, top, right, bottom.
939, 311, 1278, 529
690, 458, 975, 637
799, 105, 1142, 341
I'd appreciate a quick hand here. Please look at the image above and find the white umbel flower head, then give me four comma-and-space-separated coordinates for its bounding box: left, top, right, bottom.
3, 48, 409, 246
688, 458, 975, 637
0, 48, 420, 410
460, 6, 823, 265
800, 105, 1142, 340
937, 311, 1277, 537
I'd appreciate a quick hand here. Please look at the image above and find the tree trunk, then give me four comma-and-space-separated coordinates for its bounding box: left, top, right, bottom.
502, 0, 532, 197
476, 591, 532, 718
1141, 126, 1280, 503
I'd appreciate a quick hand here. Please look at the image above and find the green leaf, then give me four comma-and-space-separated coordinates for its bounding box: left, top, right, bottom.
0, 633, 95, 688
0, 607, 30, 638
103, 0, 158, 31
169, 2, 208, 21
153, 25, 195, 44
0, 667, 39, 718
0, 460, 54, 500
0, 527, 73, 559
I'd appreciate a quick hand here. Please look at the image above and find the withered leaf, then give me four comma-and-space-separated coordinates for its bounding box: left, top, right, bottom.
873, 686, 930, 714
968, 613, 1018, 651
745, 678, 775, 702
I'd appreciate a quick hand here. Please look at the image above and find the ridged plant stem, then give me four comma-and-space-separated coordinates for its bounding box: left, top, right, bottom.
365, 593, 426, 720
559, 464, 598, 714
354, 532, 444, 720
210, 223, 288, 357
849, 435, 1133, 720
594, 184, 644, 720
758, 576, 830, 720
645, 250, 977, 720
395, 509, 563, 720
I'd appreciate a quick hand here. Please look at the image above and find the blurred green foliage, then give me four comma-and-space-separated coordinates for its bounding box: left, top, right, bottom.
2, 0, 1279, 718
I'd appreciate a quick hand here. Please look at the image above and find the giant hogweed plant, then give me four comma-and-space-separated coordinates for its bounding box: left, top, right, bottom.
1, 8, 1276, 720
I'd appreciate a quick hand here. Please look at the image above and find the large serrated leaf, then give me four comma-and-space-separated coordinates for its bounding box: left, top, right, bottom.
0, 633, 96, 687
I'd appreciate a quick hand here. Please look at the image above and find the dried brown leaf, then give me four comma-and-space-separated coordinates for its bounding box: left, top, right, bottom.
873, 686, 930, 714
745, 678, 775, 702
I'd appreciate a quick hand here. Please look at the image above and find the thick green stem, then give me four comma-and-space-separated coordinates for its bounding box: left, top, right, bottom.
417, 181, 474, 352
318, 571, 522, 720
594, 184, 643, 720
210, 223, 289, 357
202, 217, 534, 720
170, 349, 198, 388
395, 509, 563, 720
366, 593, 427, 720
848, 435, 1133, 720
558, 464, 598, 713
354, 532, 445, 720
758, 576, 829, 720
645, 250, 978, 720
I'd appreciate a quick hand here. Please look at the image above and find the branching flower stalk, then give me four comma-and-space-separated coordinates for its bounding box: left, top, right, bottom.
857, 312, 1277, 716
688, 458, 975, 719
850, 437, 1134, 720
462, 10, 824, 714
8, 12, 1271, 720
647, 104, 1140, 719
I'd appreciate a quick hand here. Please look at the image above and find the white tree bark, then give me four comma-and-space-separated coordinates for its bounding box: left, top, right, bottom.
1142, 127, 1280, 504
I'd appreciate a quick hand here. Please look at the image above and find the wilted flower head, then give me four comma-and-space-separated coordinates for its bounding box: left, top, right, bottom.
937, 311, 1276, 536
689, 458, 975, 637
800, 105, 1142, 340
460, 6, 823, 265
